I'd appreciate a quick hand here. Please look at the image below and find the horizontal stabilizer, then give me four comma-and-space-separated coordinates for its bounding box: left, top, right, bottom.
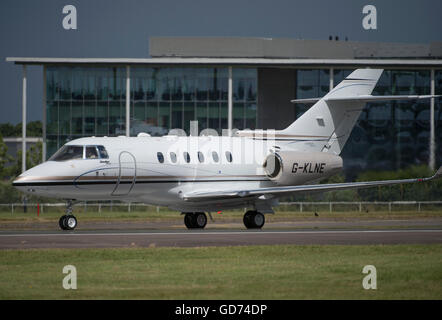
326, 94, 441, 102
291, 95, 441, 104
290, 98, 321, 104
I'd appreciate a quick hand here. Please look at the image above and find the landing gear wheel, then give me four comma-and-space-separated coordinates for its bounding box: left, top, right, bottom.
251, 212, 265, 229
194, 212, 207, 229
59, 200, 77, 231
243, 211, 265, 229
184, 212, 207, 229
59, 215, 68, 230
184, 213, 195, 229
59, 215, 77, 231
243, 211, 254, 229
64, 216, 78, 230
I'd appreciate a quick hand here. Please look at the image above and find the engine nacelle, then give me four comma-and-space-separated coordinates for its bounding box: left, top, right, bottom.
263, 151, 343, 186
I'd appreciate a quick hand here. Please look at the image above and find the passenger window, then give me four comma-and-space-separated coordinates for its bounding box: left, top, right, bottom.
197, 151, 204, 163
225, 151, 233, 163
157, 152, 164, 163
212, 151, 219, 163
183, 152, 190, 163
170, 152, 177, 163
86, 146, 99, 159
97, 146, 109, 159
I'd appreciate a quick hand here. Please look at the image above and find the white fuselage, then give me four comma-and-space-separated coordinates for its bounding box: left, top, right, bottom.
13, 135, 340, 212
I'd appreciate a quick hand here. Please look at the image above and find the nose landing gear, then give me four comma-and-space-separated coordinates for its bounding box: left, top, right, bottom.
59, 200, 78, 231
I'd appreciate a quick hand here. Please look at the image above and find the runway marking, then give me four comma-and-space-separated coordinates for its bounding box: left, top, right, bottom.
1, 229, 442, 237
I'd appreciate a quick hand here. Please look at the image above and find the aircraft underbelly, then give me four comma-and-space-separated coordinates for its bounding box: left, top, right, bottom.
134, 180, 272, 209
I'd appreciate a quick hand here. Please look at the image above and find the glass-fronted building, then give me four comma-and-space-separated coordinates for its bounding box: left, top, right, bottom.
46, 66, 257, 157
295, 69, 439, 174
7, 37, 442, 176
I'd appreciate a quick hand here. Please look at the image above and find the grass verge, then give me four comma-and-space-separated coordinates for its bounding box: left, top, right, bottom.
0, 244, 441, 299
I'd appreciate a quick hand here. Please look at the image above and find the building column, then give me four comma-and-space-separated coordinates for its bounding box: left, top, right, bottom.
228, 66, 233, 135
126, 65, 131, 137
430, 69, 435, 170
329, 67, 334, 90
22, 65, 27, 173
42, 66, 47, 162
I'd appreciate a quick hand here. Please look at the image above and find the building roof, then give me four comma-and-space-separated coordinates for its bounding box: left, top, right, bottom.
6, 37, 442, 68
5, 57, 442, 68
149, 37, 442, 59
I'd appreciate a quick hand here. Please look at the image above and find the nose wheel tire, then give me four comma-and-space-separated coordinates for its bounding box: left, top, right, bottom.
184, 212, 207, 229
59, 215, 77, 231
243, 211, 265, 229
59, 215, 66, 230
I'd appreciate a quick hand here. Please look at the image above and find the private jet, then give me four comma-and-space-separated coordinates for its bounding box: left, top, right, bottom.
13, 69, 442, 230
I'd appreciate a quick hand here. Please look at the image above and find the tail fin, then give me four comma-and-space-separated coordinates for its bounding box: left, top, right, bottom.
281, 69, 384, 155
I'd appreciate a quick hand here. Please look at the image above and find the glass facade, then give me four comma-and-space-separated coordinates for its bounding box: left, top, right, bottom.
45, 64, 439, 173
295, 69, 330, 118
46, 67, 127, 157
46, 67, 257, 157
296, 69, 438, 174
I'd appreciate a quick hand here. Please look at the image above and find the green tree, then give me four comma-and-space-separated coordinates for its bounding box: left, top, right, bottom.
356, 165, 441, 201
321, 173, 359, 201
0, 134, 13, 179
8, 141, 42, 178
14, 121, 43, 137
26, 121, 43, 137
0, 123, 17, 137
0, 121, 43, 137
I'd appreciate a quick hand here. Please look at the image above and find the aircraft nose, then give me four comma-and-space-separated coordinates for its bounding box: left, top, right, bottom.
12, 174, 30, 193
12, 169, 37, 189
12, 163, 51, 189
12, 163, 55, 196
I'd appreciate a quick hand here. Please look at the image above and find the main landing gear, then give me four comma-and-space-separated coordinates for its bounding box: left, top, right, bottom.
243, 210, 265, 229
182, 210, 266, 229
183, 212, 208, 229
59, 200, 78, 231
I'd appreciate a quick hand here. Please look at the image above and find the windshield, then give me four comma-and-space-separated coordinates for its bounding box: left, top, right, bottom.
49, 145, 109, 161
49, 145, 84, 161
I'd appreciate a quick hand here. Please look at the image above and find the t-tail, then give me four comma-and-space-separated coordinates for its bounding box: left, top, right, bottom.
281, 69, 383, 154
278, 68, 440, 155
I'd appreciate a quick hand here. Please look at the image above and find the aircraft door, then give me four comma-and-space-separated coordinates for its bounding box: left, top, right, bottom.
111, 151, 137, 196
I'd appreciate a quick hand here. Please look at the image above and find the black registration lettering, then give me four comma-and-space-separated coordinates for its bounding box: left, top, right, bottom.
314, 163, 322, 173
303, 163, 309, 173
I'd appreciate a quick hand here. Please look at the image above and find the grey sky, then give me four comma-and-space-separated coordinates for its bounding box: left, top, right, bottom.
1, 0, 441, 124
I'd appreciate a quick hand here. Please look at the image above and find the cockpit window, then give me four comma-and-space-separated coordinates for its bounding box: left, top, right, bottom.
49, 145, 84, 161
86, 146, 99, 159
97, 146, 109, 159
49, 145, 110, 161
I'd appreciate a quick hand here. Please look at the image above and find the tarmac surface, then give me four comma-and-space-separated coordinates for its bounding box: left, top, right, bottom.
1, 218, 442, 249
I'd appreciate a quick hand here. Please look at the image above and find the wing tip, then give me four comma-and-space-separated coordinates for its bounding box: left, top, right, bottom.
434, 166, 442, 179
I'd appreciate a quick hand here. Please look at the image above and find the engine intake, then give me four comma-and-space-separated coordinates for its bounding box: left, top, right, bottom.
263, 151, 343, 186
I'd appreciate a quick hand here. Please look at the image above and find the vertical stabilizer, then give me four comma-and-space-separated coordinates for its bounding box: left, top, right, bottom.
280, 69, 383, 154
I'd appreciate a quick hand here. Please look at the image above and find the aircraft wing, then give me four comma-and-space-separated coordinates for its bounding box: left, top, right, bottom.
182, 166, 442, 201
